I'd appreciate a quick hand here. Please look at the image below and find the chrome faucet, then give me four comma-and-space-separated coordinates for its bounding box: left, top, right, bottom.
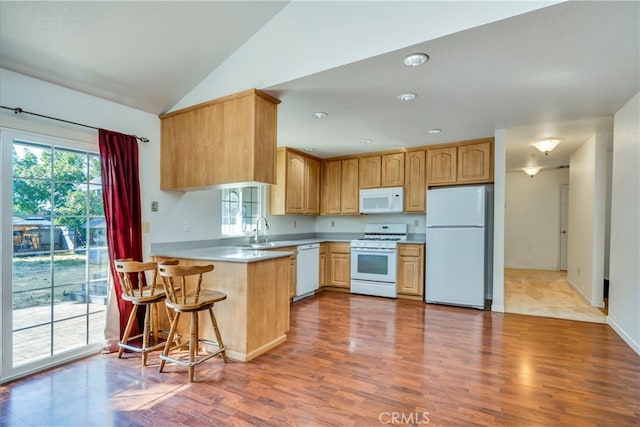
254, 216, 270, 243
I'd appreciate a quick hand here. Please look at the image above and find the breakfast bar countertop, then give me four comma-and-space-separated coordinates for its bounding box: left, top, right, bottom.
149, 246, 294, 264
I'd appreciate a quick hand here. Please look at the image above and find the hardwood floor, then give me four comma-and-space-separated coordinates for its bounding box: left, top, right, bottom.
2, 291, 639, 426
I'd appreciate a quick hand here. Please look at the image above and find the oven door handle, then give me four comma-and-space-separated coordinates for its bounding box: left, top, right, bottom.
351, 248, 397, 253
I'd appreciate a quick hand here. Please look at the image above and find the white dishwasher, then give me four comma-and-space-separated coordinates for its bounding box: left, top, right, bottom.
295, 243, 320, 301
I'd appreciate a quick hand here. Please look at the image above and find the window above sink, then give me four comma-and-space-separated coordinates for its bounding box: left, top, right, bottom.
221, 184, 267, 237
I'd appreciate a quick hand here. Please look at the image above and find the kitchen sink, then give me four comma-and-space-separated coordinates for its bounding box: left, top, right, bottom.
245, 242, 277, 249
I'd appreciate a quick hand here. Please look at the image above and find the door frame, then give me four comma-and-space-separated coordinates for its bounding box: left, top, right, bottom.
0, 127, 104, 384
559, 183, 569, 271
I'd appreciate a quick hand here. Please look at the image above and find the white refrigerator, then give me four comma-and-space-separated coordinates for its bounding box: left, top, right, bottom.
425, 185, 493, 309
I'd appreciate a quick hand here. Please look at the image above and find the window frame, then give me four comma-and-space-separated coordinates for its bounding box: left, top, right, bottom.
220, 184, 267, 237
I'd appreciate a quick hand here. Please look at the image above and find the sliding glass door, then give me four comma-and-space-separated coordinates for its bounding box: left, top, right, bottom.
1, 129, 107, 382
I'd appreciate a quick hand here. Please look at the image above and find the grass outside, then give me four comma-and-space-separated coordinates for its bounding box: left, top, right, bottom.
12, 251, 109, 309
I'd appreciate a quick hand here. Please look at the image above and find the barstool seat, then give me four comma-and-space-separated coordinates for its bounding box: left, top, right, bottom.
114, 259, 178, 366
158, 263, 227, 382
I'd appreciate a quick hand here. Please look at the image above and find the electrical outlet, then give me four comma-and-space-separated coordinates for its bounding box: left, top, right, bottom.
151, 201, 158, 212
414, 219, 420, 227
142, 222, 150, 233
293, 220, 297, 228
331, 220, 335, 227
183, 221, 190, 232
577, 267, 580, 275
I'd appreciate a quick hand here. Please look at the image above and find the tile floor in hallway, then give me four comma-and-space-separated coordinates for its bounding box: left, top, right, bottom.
504, 268, 607, 323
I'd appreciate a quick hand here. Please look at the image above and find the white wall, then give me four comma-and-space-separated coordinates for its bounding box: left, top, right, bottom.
567, 132, 608, 307
492, 129, 507, 312
505, 168, 569, 270
608, 92, 639, 355
0, 69, 163, 258
315, 213, 425, 235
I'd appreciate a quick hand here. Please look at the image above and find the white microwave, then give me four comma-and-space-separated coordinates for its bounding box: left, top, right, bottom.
359, 187, 404, 214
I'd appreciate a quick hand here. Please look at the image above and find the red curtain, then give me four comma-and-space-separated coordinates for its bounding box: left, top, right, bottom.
99, 129, 143, 338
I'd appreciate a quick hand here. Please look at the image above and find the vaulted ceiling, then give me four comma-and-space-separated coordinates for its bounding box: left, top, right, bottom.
1, 1, 638, 172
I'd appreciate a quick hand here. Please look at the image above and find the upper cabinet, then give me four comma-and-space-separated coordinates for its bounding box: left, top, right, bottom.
427, 138, 493, 186
404, 150, 426, 212
340, 159, 360, 214
359, 153, 405, 189
321, 160, 341, 215
359, 155, 381, 189
381, 153, 405, 187
320, 158, 359, 215
457, 141, 493, 183
271, 148, 320, 215
160, 89, 280, 191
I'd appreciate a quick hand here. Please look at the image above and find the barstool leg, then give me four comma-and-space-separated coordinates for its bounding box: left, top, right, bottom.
151, 302, 159, 346
118, 304, 139, 359
163, 303, 180, 346
159, 311, 180, 373
189, 312, 198, 383
208, 307, 227, 363
142, 304, 152, 366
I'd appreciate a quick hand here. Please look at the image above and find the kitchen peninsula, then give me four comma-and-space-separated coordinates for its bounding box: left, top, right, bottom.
151, 247, 292, 362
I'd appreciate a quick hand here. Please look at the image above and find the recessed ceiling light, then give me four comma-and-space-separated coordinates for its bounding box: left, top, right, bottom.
360, 139, 372, 144
312, 112, 328, 119
403, 53, 429, 67
397, 93, 417, 101
427, 129, 442, 134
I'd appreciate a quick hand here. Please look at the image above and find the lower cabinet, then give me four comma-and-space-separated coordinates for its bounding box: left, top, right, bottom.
397, 244, 425, 298
319, 243, 326, 287
269, 246, 297, 298
327, 242, 350, 288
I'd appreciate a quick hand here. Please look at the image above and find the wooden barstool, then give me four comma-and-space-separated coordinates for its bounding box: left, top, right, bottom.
114, 259, 178, 366
157, 263, 227, 382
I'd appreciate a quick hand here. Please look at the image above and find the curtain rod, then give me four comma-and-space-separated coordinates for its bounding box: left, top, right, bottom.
1, 105, 150, 143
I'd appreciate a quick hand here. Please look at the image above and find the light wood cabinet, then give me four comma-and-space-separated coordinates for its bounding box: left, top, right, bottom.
382, 153, 405, 187
427, 139, 493, 186
285, 151, 305, 214
267, 246, 297, 299
327, 242, 350, 288
397, 244, 424, 297
359, 155, 381, 189
271, 148, 320, 215
359, 153, 405, 188
160, 89, 279, 191
457, 141, 493, 183
427, 146, 457, 185
404, 150, 426, 212
319, 243, 326, 287
341, 159, 359, 214
304, 156, 320, 214
320, 158, 359, 215
289, 252, 297, 299
321, 160, 341, 215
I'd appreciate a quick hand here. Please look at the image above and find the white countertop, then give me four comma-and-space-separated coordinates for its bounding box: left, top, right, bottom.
150, 246, 295, 264
150, 237, 424, 263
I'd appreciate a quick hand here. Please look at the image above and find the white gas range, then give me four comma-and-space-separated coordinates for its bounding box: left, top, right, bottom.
350, 224, 408, 298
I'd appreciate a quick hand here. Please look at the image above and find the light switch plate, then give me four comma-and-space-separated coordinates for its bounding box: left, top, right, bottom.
151, 201, 158, 212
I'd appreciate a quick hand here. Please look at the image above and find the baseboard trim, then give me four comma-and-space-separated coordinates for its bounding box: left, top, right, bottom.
607, 316, 640, 356
566, 278, 605, 308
